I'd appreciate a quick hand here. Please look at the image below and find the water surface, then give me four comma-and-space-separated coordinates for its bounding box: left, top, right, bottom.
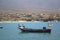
0, 22, 60, 40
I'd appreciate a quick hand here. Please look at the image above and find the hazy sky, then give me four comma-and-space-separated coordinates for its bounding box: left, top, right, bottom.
0, 0, 60, 10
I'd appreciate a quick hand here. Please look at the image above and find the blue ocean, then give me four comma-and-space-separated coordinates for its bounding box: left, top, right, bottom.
0, 22, 60, 40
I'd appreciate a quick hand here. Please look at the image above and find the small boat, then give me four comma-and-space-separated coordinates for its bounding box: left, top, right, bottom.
18, 25, 51, 33
0, 26, 3, 29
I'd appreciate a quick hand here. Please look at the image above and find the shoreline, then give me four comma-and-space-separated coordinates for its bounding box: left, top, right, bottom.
0, 21, 59, 23
0, 21, 27, 23
0, 21, 42, 23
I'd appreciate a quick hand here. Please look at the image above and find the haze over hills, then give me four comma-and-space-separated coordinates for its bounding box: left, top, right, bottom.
0, 0, 60, 12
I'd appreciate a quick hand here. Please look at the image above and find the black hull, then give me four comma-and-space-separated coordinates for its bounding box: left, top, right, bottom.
19, 28, 51, 33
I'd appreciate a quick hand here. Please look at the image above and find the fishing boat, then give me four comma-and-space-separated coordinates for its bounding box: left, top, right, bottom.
18, 25, 51, 33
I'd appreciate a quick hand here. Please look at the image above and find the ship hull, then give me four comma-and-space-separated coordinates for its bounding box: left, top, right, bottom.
19, 28, 51, 33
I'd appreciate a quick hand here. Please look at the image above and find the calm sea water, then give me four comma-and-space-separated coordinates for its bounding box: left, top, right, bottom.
0, 22, 60, 40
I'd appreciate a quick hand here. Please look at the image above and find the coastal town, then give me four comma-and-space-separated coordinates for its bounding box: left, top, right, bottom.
0, 10, 60, 22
